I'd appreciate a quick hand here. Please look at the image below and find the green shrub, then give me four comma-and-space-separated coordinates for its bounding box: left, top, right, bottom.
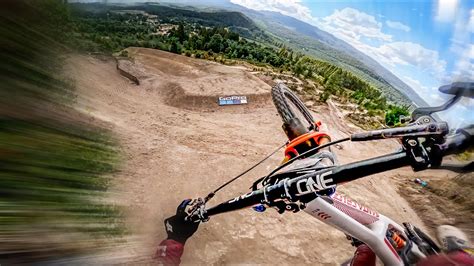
319, 91, 330, 102
385, 105, 409, 126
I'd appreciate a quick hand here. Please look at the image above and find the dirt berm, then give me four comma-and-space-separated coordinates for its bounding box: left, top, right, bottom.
65, 48, 451, 264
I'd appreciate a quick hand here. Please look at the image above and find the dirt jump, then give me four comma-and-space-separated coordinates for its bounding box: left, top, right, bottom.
65, 48, 461, 264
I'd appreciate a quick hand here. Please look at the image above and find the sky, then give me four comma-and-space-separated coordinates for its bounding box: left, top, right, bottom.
229, 0, 473, 125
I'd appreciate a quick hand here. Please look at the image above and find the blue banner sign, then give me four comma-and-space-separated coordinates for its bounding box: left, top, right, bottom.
218, 95, 248, 106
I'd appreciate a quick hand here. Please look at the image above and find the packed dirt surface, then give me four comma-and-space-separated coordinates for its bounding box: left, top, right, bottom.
394, 172, 474, 244
65, 48, 462, 264
124, 48, 272, 111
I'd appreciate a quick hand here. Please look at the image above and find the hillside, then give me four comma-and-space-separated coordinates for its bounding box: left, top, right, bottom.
70, 3, 268, 41
152, 1, 428, 107
244, 10, 429, 107
70, 2, 426, 107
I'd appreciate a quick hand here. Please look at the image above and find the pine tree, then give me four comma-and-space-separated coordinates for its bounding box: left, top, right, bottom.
177, 23, 186, 43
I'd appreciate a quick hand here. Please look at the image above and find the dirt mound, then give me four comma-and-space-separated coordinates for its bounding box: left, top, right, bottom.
116, 58, 148, 85
157, 81, 270, 111
124, 47, 272, 111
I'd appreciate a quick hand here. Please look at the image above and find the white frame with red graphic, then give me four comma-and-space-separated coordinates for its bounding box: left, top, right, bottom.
304, 193, 426, 265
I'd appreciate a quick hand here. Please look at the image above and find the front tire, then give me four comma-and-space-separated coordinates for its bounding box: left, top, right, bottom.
271, 83, 315, 128
271, 83, 316, 140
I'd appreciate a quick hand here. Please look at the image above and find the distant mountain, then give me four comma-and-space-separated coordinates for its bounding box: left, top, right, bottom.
240, 10, 428, 107
154, 1, 428, 107
70, 2, 269, 40
71, 3, 256, 28
72, 1, 427, 107
145, 4, 258, 30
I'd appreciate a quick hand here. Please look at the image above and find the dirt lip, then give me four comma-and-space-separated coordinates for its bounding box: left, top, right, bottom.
125, 47, 272, 111
65, 48, 462, 264
159, 81, 272, 111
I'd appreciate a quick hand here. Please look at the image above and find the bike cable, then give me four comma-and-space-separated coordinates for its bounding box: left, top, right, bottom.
204, 142, 288, 203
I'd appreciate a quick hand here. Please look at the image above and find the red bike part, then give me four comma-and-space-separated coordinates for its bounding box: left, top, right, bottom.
284, 121, 330, 160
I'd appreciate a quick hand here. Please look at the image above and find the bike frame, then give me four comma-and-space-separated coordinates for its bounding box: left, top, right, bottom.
199, 152, 422, 265
304, 193, 425, 265
196, 149, 451, 265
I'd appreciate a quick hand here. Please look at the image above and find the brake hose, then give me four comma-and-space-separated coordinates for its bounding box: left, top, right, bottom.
253, 137, 350, 189
204, 142, 287, 203
204, 137, 351, 202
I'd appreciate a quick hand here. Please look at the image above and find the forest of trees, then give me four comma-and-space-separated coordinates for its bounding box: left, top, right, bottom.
70, 10, 408, 125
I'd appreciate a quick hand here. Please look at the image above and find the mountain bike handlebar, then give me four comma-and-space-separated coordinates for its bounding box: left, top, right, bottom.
189, 126, 472, 222
204, 151, 408, 218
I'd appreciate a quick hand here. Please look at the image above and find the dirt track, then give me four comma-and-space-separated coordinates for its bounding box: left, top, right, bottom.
66, 48, 440, 264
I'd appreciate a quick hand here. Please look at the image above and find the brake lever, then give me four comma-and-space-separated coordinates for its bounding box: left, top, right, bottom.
350, 122, 449, 142
410, 94, 461, 122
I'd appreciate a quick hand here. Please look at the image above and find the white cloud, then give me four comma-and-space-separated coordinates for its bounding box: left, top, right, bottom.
319, 8, 392, 42
435, 0, 459, 22
446, 8, 474, 82
317, 9, 445, 79
375, 42, 447, 77
386, 20, 411, 32
469, 9, 474, 33
403, 76, 426, 90
231, 1, 454, 93
450, 45, 474, 82
229, 0, 314, 25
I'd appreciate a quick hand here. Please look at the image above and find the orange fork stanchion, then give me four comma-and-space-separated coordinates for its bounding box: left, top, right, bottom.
284, 121, 330, 160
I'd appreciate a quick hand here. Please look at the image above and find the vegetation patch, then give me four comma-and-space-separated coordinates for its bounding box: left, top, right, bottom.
0, 1, 124, 263
0, 120, 123, 262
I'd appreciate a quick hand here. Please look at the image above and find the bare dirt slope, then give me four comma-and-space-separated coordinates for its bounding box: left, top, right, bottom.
66, 48, 436, 264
